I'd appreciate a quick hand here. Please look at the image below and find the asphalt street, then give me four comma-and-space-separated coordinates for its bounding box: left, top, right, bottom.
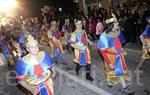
0, 41, 150, 95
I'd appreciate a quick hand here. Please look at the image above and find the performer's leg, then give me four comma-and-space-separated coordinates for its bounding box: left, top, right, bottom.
140, 35, 145, 45
54, 56, 59, 64
120, 77, 134, 94
60, 54, 67, 65
120, 77, 127, 89
66, 44, 69, 51
137, 58, 145, 72
85, 64, 93, 81
75, 63, 81, 76
96, 35, 100, 40
71, 47, 74, 53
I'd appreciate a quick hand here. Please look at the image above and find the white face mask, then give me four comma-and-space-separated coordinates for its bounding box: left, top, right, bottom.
76, 21, 82, 30
27, 45, 39, 56
113, 22, 119, 31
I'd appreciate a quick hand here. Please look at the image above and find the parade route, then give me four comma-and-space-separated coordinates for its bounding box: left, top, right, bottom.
0, 42, 150, 95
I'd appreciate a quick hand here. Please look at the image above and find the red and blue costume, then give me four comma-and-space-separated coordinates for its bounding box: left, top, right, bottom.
71, 30, 91, 66
98, 32, 127, 84
16, 51, 54, 95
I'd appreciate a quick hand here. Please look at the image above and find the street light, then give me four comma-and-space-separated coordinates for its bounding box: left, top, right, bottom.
0, 0, 18, 25
0, 0, 17, 13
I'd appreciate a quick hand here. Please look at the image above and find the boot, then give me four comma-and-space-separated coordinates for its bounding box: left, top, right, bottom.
106, 81, 114, 88
75, 64, 80, 76
62, 62, 67, 65
55, 61, 58, 64
76, 69, 79, 76
85, 64, 93, 81
86, 72, 93, 81
121, 87, 134, 94
66, 45, 70, 52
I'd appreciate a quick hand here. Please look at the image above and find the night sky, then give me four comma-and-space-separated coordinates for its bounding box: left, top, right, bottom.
17, 0, 74, 17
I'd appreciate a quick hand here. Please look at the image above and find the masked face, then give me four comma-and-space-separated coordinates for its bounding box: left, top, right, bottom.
76, 21, 82, 30
112, 22, 119, 32
51, 21, 57, 26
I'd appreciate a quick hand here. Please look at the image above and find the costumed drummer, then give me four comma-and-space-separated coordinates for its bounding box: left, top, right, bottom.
16, 35, 56, 95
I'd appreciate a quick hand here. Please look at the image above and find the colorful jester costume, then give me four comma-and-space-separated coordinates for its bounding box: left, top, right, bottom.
71, 26, 93, 81
47, 26, 66, 64
62, 19, 73, 51
47, 30, 63, 58
98, 20, 128, 85
0, 38, 14, 65
0, 52, 7, 65
140, 23, 150, 59
71, 30, 91, 66
16, 35, 54, 95
137, 18, 150, 70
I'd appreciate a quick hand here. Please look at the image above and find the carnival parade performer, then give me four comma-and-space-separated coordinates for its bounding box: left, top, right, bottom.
71, 20, 93, 81
137, 17, 150, 71
0, 46, 7, 65
0, 34, 15, 66
62, 18, 73, 51
98, 17, 134, 94
16, 35, 56, 95
47, 20, 67, 65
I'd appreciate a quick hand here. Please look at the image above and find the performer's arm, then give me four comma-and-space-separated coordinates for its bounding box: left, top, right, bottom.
71, 33, 86, 50
49, 66, 57, 79
49, 66, 55, 73
98, 48, 116, 65
16, 60, 27, 81
47, 31, 57, 47
71, 42, 87, 50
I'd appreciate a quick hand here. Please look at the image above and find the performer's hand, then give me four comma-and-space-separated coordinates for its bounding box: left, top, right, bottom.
109, 64, 115, 70
50, 72, 57, 79
143, 45, 148, 49
87, 39, 92, 45
81, 46, 87, 51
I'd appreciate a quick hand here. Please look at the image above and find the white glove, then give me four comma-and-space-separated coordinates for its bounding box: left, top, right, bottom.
50, 72, 57, 79
81, 46, 87, 51
109, 64, 115, 70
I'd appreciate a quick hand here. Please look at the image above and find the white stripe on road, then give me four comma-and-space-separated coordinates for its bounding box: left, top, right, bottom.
55, 66, 113, 95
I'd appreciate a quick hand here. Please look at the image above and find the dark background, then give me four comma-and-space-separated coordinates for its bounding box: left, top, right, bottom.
17, 0, 75, 17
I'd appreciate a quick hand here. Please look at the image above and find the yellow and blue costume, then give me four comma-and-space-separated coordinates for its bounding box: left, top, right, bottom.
141, 24, 150, 59
98, 17, 128, 85
47, 30, 64, 62
137, 18, 150, 71
98, 31, 128, 85
16, 35, 54, 95
0, 38, 14, 65
16, 51, 54, 95
71, 30, 91, 66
